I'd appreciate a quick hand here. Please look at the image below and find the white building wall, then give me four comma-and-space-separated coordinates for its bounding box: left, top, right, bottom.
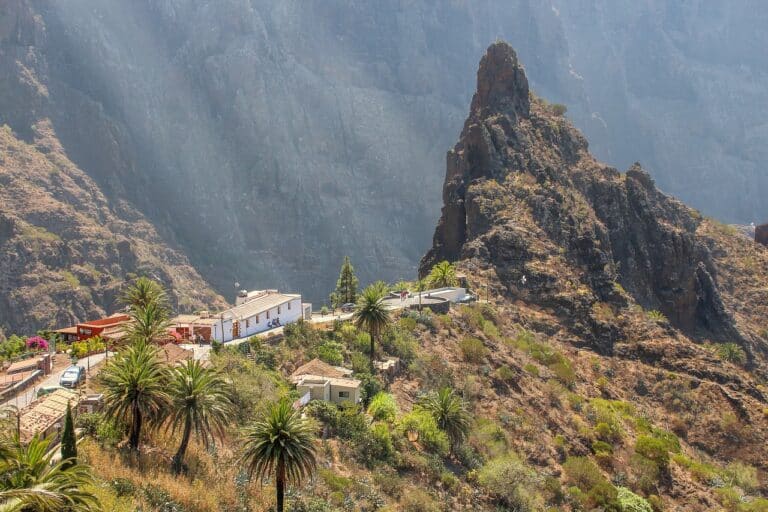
237, 298, 304, 339
211, 319, 234, 343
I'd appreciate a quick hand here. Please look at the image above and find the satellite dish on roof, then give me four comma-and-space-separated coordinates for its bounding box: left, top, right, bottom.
234, 281, 240, 289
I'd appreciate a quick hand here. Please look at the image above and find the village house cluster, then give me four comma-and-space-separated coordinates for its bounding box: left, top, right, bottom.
1, 283, 474, 445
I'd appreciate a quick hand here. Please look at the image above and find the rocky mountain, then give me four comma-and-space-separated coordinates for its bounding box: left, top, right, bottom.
423, 41, 768, 372
0, 121, 224, 336
2, 1, 766, 308
419, 41, 768, 509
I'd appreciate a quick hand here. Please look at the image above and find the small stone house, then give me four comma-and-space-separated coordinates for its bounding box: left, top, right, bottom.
290, 358, 361, 405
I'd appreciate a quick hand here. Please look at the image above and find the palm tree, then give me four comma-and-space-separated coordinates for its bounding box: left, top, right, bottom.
0, 434, 99, 511
427, 261, 458, 288
167, 361, 234, 473
121, 276, 169, 313
100, 341, 169, 451
417, 388, 471, 455
241, 399, 316, 512
126, 301, 171, 345
354, 284, 392, 371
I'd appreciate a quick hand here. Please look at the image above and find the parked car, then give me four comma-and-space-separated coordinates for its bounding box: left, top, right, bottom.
341, 303, 357, 313
37, 385, 65, 398
59, 365, 86, 388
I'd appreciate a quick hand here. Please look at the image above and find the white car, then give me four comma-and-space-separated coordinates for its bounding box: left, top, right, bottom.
59, 366, 86, 388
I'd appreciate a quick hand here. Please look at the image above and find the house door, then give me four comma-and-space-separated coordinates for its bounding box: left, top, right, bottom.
232, 321, 240, 339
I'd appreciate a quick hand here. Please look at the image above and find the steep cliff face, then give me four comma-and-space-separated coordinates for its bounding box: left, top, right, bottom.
0, 121, 224, 336
2, 0, 766, 306
422, 43, 768, 371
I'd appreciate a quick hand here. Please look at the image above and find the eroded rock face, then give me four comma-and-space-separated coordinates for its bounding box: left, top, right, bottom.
422, 42, 753, 353
756, 224, 768, 247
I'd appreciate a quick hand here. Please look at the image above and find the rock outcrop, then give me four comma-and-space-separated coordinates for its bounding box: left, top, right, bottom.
757, 224, 768, 248
422, 43, 768, 369
0, 122, 224, 336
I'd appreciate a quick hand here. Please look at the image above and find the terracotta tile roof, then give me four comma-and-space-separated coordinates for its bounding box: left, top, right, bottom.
19, 388, 79, 442
290, 358, 347, 380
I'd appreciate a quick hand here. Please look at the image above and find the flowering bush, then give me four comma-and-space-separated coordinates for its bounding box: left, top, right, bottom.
25, 336, 49, 351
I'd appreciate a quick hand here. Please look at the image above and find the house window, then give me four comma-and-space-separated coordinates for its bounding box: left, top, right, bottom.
266, 310, 270, 319
278, 306, 281, 314
288, 302, 291, 310
246, 319, 250, 328
338, 391, 350, 398
256, 314, 259, 323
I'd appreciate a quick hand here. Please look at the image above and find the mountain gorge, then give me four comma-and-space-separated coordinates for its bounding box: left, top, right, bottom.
2, 0, 767, 326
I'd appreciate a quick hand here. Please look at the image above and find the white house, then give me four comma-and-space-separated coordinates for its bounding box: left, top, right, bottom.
210, 290, 304, 342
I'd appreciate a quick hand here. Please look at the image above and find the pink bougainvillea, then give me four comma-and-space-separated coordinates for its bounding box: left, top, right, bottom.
26, 336, 49, 351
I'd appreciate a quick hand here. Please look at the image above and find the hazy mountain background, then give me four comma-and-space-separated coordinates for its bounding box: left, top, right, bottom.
1, 0, 766, 309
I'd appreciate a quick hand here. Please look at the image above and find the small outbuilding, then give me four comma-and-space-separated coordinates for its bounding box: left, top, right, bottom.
290, 358, 360, 405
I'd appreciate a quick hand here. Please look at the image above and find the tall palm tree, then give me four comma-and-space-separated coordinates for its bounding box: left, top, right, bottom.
241, 400, 316, 512
100, 341, 170, 451
427, 261, 458, 288
417, 388, 471, 455
354, 284, 392, 371
0, 434, 99, 512
167, 361, 234, 473
126, 301, 171, 345
121, 276, 169, 314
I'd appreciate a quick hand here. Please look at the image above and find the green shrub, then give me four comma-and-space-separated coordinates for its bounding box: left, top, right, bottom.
469, 419, 509, 459
350, 351, 369, 374
630, 453, 661, 494
550, 103, 568, 116
401, 488, 440, 512
635, 435, 671, 468
724, 462, 759, 493
315, 340, 344, 365
494, 364, 516, 383
550, 360, 576, 388
367, 392, 398, 422
523, 363, 539, 377
358, 422, 396, 465
459, 337, 487, 363
109, 478, 136, 498
646, 310, 667, 323
592, 440, 613, 455
587, 480, 619, 510
319, 468, 353, 493
477, 455, 544, 511
616, 486, 653, 512
563, 456, 606, 491
716, 342, 747, 365
76, 412, 103, 438
398, 410, 449, 456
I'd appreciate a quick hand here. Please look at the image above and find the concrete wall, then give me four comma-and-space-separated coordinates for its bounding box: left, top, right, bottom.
330, 383, 360, 404
297, 380, 330, 402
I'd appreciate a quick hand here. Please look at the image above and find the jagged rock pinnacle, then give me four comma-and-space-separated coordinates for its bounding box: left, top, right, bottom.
470, 42, 530, 119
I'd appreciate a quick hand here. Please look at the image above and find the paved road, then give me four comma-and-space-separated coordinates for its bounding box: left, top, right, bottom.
1, 352, 111, 411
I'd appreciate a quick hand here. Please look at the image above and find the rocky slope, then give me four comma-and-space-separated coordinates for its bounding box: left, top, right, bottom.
423, 42, 768, 372
2, 0, 766, 306
419, 42, 768, 507
0, 122, 224, 336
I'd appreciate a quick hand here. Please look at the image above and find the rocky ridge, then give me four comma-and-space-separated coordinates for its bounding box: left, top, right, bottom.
422, 42, 768, 373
